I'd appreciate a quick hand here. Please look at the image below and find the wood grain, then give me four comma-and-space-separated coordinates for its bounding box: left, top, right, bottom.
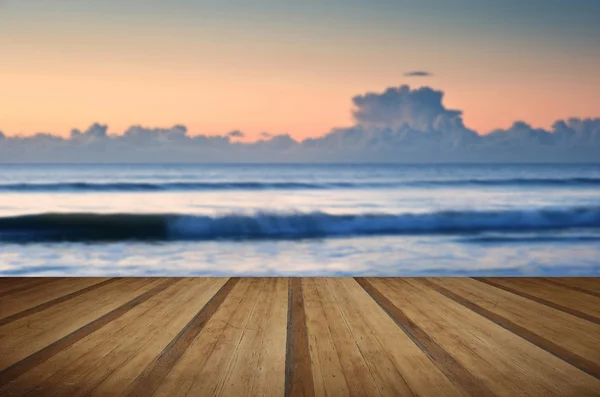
125, 277, 239, 397
475, 278, 600, 324
422, 278, 600, 379
285, 278, 315, 397
0, 278, 117, 326
357, 277, 495, 397
0, 278, 174, 386
542, 278, 600, 298
0, 277, 598, 397
393, 278, 600, 396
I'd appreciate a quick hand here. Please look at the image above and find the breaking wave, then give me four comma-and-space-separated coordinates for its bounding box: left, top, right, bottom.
1, 206, 599, 242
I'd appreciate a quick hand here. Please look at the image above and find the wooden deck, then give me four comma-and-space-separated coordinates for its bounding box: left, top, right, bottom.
0, 277, 599, 396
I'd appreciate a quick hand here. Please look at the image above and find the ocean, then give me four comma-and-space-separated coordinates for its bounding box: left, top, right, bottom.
0, 163, 599, 276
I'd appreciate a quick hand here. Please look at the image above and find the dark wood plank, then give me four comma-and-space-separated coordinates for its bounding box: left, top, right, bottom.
0, 278, 179, 386
285, 278, 315, 397
543, 278, 600, 298
0, 278, 63, 298
475, 278, 600, 325
124, 277, 239, 397
0, 278, 119, 326
421, 278, 600, 379
548, 278, 600, 295
0, 278, 47, 295
355, 277, 494, 397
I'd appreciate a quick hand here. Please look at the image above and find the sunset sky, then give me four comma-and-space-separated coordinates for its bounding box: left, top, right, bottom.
1, 0, 599, 140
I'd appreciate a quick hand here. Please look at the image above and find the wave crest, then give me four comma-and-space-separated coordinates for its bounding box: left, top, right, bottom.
1, 207, 599, 242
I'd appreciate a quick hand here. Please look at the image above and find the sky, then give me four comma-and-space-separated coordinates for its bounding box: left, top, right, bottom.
1, 0, 599, 141
2, 84, 599, 163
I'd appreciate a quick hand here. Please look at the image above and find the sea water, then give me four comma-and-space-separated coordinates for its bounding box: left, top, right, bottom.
0, 163, 599, 276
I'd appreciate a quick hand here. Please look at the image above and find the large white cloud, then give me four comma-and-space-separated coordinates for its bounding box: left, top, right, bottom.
0, 85, 599, 163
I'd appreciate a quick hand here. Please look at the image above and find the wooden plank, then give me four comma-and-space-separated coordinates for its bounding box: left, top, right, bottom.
178, 278, 264, 397
357, 277, 494, 397
303, 278, 351, 397
340, 279, 466, 396
0, 278, 49, 295
0, 277, 598, 396
151, 278, 261, 397
249, 278, 288, 397
90, 278, 229, 396
286, 278, 316, 397
314, 278, 384, 397
320, 278, 416, 396
378, 278, 600, 397
546, 278, 600, 295
149, 278, 252, 396
0, 279, 32, 294
9, 277, 197, 396
424, 277, 600, 377
124, 277, 238, 397
0, 278, 194, 396
218, 278, 288, 397
30, 278, 227, 397
340, 278, 464, 397
370, 279, 543, 396
0, 278, 116, 326
0, 278, 172, 385
476, 278, 600, 324
0, 278, 162, 370
543, 278, 600, 298
0, 278, 63, 297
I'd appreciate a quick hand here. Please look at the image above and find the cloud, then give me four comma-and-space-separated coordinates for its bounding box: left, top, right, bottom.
227, 130, 245, 138
70, 123, 108, 142
351, 85, 463, 130
1, 85, 599, 163
404, 71, 432, 77
122, 125, 188, 143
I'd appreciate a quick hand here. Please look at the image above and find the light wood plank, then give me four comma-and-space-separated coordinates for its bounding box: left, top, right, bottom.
351, 278, 467, 396
250, 278, 288, 397
0, 277, 598, 397
325, 278, 417, 397
427, 277, 600, 372
374, 278, 600, 397
219, 278, 287, 397
152, 278, 260, 397
69, 278, 226, 396
0, 278, 183, 396
0, 278, 111, 320
0, 278, 163, 371
477, 278, 600, 323
304, 278, 352, 397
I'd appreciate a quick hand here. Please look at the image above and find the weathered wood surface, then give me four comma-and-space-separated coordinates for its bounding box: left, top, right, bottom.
0, 277, 598, 396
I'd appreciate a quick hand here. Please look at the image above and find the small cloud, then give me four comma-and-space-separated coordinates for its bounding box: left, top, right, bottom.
404, 71, 432, 77
260, 132, 272, 139
227, 130, 245, 138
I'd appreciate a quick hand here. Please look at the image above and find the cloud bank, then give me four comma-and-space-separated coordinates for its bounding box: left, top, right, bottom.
1, 85, 599, 163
